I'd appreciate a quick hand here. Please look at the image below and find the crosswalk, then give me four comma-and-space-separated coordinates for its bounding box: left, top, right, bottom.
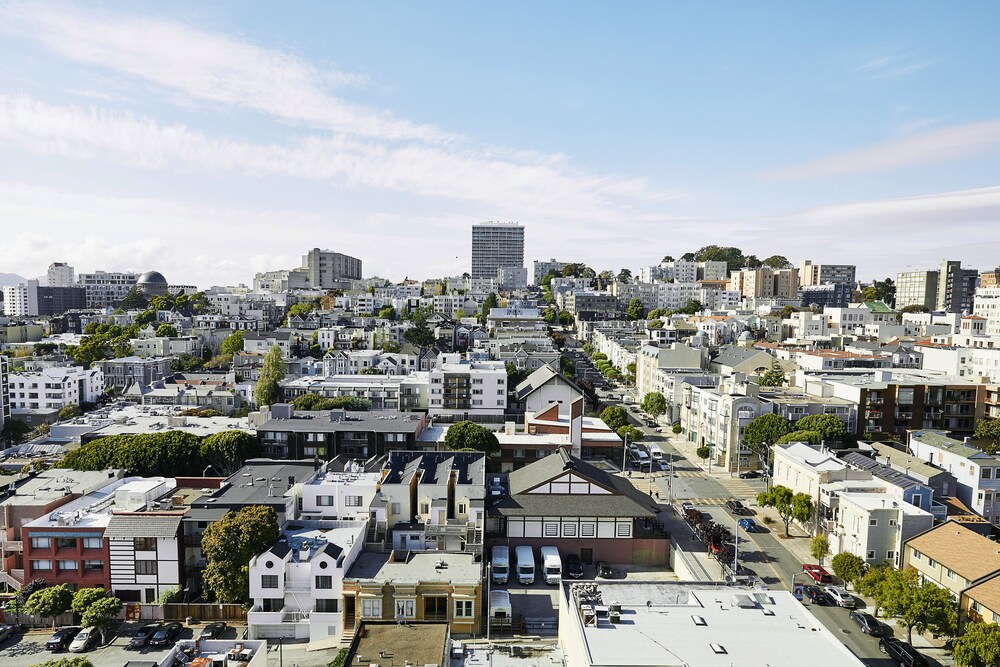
677, 497, 732, 507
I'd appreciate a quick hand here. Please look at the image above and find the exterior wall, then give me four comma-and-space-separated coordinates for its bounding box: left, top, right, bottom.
341, 579, 482, 636
903, 543, 974, 598
22, 526, 110, 589
109, 535, 182, 602
471, 222, 524, 280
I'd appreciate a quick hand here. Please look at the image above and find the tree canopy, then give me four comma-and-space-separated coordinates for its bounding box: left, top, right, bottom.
81, 596, 123, 642
220, 330, 245, 355
756, 485, 812, 536
254, 345, 285, 407
28, 659, 95, 667
758, 361, 786, 387
762, 255, 792, 269
953, 622, 1000, 667
856, 566, 956, 643
830, 552, 868, 589
641, 392, 667, 419
200, 430, 260, 475
402, 325, 436, 349
600, 406, 629, 431
202, 505, 279, 604
775, 429, 822, 445
25, 584, 73, 627
810, 535, 830, 564
61, 429, 252, 477
741, 413, 793, 457
626, 297, 647, 321
444, 420, 500, 456
974, 419, 1000, 454
291, 393, 372, 411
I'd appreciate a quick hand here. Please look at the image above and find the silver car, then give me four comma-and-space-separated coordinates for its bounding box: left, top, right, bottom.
824, 586, 855, 608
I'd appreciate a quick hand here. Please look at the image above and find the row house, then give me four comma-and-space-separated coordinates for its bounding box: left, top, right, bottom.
321, 349, 421, 376
244, 331, 299, 358
192, 314, 267, 331
92, 356, 173, 390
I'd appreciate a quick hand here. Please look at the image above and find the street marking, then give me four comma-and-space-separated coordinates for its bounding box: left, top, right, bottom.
741, 531, 789, 590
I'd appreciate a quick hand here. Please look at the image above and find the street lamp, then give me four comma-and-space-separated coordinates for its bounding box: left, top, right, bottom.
486, 562, 492, 642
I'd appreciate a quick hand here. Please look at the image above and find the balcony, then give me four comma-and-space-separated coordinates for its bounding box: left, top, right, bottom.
1, 540, 23, 553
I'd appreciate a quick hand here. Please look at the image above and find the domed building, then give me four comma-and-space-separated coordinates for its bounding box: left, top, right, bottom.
137, 270, 169, 297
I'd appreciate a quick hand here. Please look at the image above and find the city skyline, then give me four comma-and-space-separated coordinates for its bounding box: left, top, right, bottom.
1, 2, 999, 286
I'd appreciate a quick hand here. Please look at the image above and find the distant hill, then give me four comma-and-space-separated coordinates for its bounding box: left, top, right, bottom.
0, 273, 28, 287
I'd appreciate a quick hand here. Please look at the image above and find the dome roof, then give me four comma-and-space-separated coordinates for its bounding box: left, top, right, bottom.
137, 270, 168, 285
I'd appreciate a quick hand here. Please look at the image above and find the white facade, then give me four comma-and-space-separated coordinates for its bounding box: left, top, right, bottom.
471, 221, 524, 280
974, 286, 1000, 336
107, 513, 183, 603
908, 431, 1000, 524
76, 271, 140, 307
2, 281, 39, 317
679, 380, 771, 473
8, 365, 104, 411
47, 262, 75, 288
833, 492, 933, 567
428, 353, 506, 422
297, 469, 381, 522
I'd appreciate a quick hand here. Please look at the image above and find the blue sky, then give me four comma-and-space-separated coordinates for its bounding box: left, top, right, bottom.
1, 1, 999, 287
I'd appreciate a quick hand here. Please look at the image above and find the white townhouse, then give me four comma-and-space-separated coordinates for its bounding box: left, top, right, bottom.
908, 429, 1000, 525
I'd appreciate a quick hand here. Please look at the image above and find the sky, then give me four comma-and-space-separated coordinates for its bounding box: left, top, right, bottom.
1, 1, 999, 288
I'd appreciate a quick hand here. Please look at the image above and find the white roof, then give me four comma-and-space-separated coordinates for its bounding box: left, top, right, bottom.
839, 492, 933, 516
775, 442, 847, 473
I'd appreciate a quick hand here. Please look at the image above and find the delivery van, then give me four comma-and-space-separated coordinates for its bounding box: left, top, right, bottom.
540, 546, 562, 585
515, 545, 535, 585
491, 545, 510, 584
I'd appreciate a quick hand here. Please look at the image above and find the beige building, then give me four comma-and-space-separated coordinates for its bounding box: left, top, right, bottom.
729, 266, 799, 299
903, 521, 1000, 602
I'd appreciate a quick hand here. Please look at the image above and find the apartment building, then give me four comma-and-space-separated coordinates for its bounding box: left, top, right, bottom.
76, 271, 140, 307
908, 430, 1000, 524
471, 221, 524, 280
427, 353, 506, 424
533, 259, 570, 285
897, 260, 978, 313
8, 365, 104, 411
255, 249, 362, 292
835, 492, 933, 567
799, 260, 857, 287
93, 356, 173, 390
638, 259, 729, 283
973, 285, 1000, 336
47, 262, 75, 288
903, 521, 1000, 604
729, 266, 799, 300
635, 343, 707, 401
678, 379, 772, 473
280, 373, 429, 411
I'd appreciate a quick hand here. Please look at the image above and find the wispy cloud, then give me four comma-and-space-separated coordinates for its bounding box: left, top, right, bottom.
763, 119, 1000, 180
855, 51, 938, 80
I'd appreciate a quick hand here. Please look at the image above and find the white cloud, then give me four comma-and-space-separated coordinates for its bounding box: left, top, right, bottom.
764, 119, 1000, 180
855, 51, 937, 80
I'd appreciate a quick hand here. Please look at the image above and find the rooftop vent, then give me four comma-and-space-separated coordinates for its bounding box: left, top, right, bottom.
710, 644, 727, 655
691, 615, 707, 626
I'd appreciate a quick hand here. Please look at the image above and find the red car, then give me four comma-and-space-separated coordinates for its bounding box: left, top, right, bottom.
803, 564, 832, 584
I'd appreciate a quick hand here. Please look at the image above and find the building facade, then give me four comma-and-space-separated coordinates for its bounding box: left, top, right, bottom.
471, 221, 524, 280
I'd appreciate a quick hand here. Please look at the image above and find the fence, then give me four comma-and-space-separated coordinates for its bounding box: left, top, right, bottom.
162, 603, 247, 622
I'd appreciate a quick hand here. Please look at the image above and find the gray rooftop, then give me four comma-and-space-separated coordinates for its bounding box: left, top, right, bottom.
346, 550, 482, 583
381, 450, 486, 486
911, 430, 1000, 462
258, 410, 425, 434
105, 513, 183, 539
186, 459, 317, 523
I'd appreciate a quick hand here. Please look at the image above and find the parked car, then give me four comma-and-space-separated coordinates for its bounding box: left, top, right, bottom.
738, 470, 761, 479
850, 611, 883, 636
565, 554, 585, 579
69, 627, 100, 653
824, 586, 855, 608
802, 585, 831, 605
726, 500, 746, 514
149, 622, 182, 647
596, 560, 613, 578
198, 622, 228, 640
46, 627, 81, 652
802, 563, 833, 584
681, 501, 695, 513
738, 517, 760, 533
128, 623, 162, 650
879, 638, 927, 667
0, 625, 15, 644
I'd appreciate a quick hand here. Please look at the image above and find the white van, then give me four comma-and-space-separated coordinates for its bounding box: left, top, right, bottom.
647, 444, 664, 461
491, 545, 510, 584
515, 545, 535, 584
540, 546, 562, 584
489, 590, 512, 630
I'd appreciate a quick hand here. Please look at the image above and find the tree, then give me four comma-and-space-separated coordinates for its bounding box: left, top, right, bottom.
830, 552, 868, 590
762, 255, 792, 269
201, 431, 260, 475
202, 505, 279, 604
855, 564, 893, 615
641, 392, 667, 420
81, 596, 122, 643
677, 299, 703, 315
953, 622, 1000, 667
872, 278, 896, 307
617, 425, 644, 442
795, 414, 849, 444
220, 330, 245, 355
874, 568, 956, 643
479, 292, 498, 324
1, 418, 32, 446
402, 326, 436, 349
28, 659, 95, 667
810, 535, 830, 564
557, 310, 574, 327
696, 446, 712, 460
155, 323, 178, 337
600, 406, 629, 431
775, 429, 822, 445
254, 345, 285, 407
672, 424, 683, 434
617, 269, 632, 284
626, 297, 647, 321
974, 419, 1000, 454
692, 245, 748, 275
862, 286, 878, 302
756, 485, 807, 537
378, 306, 397, 320
758, 361, 786, 387
120, 287, 148, 310
741, 414, 793, 459
18, 578, 49, 606
62, 431, 204, 477
71, 587, 106, 614
791, 492, 813, 532
58, 405, 82, 420
25, 584, 73, 627
899, 304, 929, 314
444, 421, 500, 455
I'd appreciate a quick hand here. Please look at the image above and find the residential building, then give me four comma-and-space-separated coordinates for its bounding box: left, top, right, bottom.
2, 282, 37, 317
852, 441, 956, 503
47, 262, 75, 288
471, 221, 524, 280
255, 249, 362, 292
2, 280, 87, 317
962, 571, 1000, 624
492, 448, 664, 564
124, 377, 246, 415
76, 270, 140, 308
974, 285, 1000, 335
758, 385, 857, 434
514, 365, 583, 415
639, 259, 729, 283
524, 399, 622, 464
564, 291, 621, 319
936, 260, 979, 314
93, 356, 173, 390
558, 581, 865, 667
835, 492, 933, 567
280, 372, 429, 411
244, 331, 297, 358
427, 353, 506, 424
0, 356, 9, 432
247, 520, 367, 641
903, 521, 1000, 603
907, 430, 1000, 524
295, 464, 381, 523
729, 266, 799, 300
635, 343, 707, 403
497, 265, 528, 291
533, 258, 570, 285
799, 283, 852, 309
7, 365, 104, 411
679, 379, 772, 474
771, 442, 869, 513
253, 404, 426, 460
799, 260, 857, 287
106, 510, 184, 601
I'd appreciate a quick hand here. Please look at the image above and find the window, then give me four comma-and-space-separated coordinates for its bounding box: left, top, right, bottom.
887, 551, 896, 561
867, 551, 875, 559
58, 560, 78, 571
261, 575, 279, 589
544, 523, 559, 537
315, 576, 333, 589
971, 600, 983, 613
984, 468, 994, 479
56, 537, 76, 549
134, 537, 156, 551
30, 537, 51, 549
458, 503, 467, 514
889, 519, 897, 527
869, 518, 878, 526
420, 502, 430, 514
361, 598, 382, 618
514, 449, 525, 459
391, 503, 401, 515
83, 560, 103, 571
31, 560, 52, 570
581, 523, 596, 538
928, 558, 937, 567
82, 537, 102, 549
563, 523, 577, 537
315, 598, 339, 613
316, 496, 335, 506
912, 549, 922, 560
135, 560, 157, 575
616, 523, 631, 537
394, 598, 415, 618
455, 599, 474, 618
345, 496, 363, 507
946, 568, 957, 580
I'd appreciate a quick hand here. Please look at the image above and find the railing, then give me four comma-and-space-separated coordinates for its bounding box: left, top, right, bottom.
1, 541, 23, 552
281, 609, 310, 623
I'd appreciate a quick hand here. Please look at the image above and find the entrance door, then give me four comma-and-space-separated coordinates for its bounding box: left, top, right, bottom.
424, 596, 448, 621
581, 548, 594, 563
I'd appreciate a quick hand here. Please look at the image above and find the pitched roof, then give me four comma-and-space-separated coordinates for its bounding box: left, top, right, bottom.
965, 572, 1000, 615
515, 365, 582, 401
906, 521, 1000, 581
495, 448, 657, 518
105, 513, 183, 539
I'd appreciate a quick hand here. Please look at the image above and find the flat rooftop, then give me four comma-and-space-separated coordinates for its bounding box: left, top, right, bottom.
348, 622, 448, 667
346, 550, 482, 584
563, 581, 864, 667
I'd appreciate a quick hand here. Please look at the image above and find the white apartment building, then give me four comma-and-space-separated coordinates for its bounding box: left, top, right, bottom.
76, 271, 140, 307
8, 365, 104, 411
2, 282, 38, 317
729, 266, 799, 300
247, 521, 367, 641
974, 286, 1000, 335
799, 260, 856, 287
471, 221, 524, 280
297, 467, 380, 523
280, 373, 429, 411
47, 262, 75, 288
771, 442, 869, 509
678, 379, 772, 473
635, 343, 706, 400
834, 492, 933, 567
428, 353, 506, 423
908, 430, 1000, 524
638, 259, 729, 283
533, 259, 570, 285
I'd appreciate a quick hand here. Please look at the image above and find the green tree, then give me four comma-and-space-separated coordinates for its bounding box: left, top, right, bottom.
741, 414, 793, 459
617, 268, 633, 284
378, 306, 397, 320
626, 298, 647, 321
899, 304, 929, 314
18, 578, 49, 606
25, 583, 73, 627
202, 505, 279, 604
762, 255, 792, 269
678, 299, 703, 315
617, 425, 644, 442
974, 419, 1000, 454
696, 445, 712, 460
254, 345, 285, 407
80, 596, 122, 643
953, 622, 1000, 667
600, 406, 629, 431
775, 430, 822, 445
71, 587, 106, 614
444, 421, 500, 456
874, 568, 957, 643
58, 405, 82, 420
220, 330, 245, 355
1, 418, 33, 446
28, 659, 95, 667
758, 361, 786, 387
155, 323, 178, 337
810, 535, 830, 564
402, 326, 436, 349
641, 392, 667, 420
855, 564, 893, 615
862, 286, 878, 302
672, 424, 683, 434
120, 287, 148, 310
200, 430, 260, 475
795, 414, 849, 444
756, 485, 808, 537
830, 552, 868, 589
791, 492, 814, 532
558, 310, 574, 327
872, 278, 897, 307
479, 292, 498, 324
